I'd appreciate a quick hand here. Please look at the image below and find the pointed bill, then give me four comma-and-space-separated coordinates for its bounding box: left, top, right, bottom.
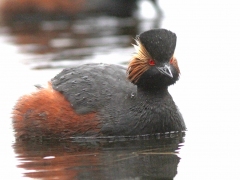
157, 65, 173, 78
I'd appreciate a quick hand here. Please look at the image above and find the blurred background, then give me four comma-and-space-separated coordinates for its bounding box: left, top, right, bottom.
0, 0, 240, 179
0, 0, 162, 69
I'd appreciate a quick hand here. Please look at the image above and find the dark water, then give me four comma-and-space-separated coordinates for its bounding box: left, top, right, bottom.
1, 0, 240, 179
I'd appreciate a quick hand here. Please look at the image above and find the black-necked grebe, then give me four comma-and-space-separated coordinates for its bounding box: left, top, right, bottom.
12, 29, 186, 139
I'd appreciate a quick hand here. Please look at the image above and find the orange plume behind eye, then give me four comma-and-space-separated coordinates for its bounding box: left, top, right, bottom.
127, 39, 152, 84
170, 56, 180, 74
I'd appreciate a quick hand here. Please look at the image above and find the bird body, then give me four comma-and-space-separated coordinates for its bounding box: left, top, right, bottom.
13, 29, 186, 140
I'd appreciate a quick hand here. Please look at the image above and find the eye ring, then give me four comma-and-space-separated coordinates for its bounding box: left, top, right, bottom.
148, 59, 155, 66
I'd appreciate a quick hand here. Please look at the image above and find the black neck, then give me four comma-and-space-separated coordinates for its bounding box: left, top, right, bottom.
137, 86, 169, 99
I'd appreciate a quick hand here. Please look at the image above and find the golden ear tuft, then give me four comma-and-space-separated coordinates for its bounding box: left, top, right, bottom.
132, 39, 152, 61
127, 39, 152, 84
170, 56, 180, 74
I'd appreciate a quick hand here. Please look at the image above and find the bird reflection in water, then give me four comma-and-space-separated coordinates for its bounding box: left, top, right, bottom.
13, 132, 185, 179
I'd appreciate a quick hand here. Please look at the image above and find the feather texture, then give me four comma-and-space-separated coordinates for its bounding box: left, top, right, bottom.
127, 39, 152, 84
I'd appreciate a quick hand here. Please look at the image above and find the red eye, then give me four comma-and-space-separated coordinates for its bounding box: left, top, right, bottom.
148, 59, 155, 66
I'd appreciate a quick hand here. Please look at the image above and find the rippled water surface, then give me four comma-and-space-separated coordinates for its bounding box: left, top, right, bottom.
1, 0, 240, 179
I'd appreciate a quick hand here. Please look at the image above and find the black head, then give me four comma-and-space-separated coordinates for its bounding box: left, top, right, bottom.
138, 29, 176, 65
127, 28, 180, 89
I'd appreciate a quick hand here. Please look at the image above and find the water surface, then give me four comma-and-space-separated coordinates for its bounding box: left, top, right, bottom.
1, 0, 240, 179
